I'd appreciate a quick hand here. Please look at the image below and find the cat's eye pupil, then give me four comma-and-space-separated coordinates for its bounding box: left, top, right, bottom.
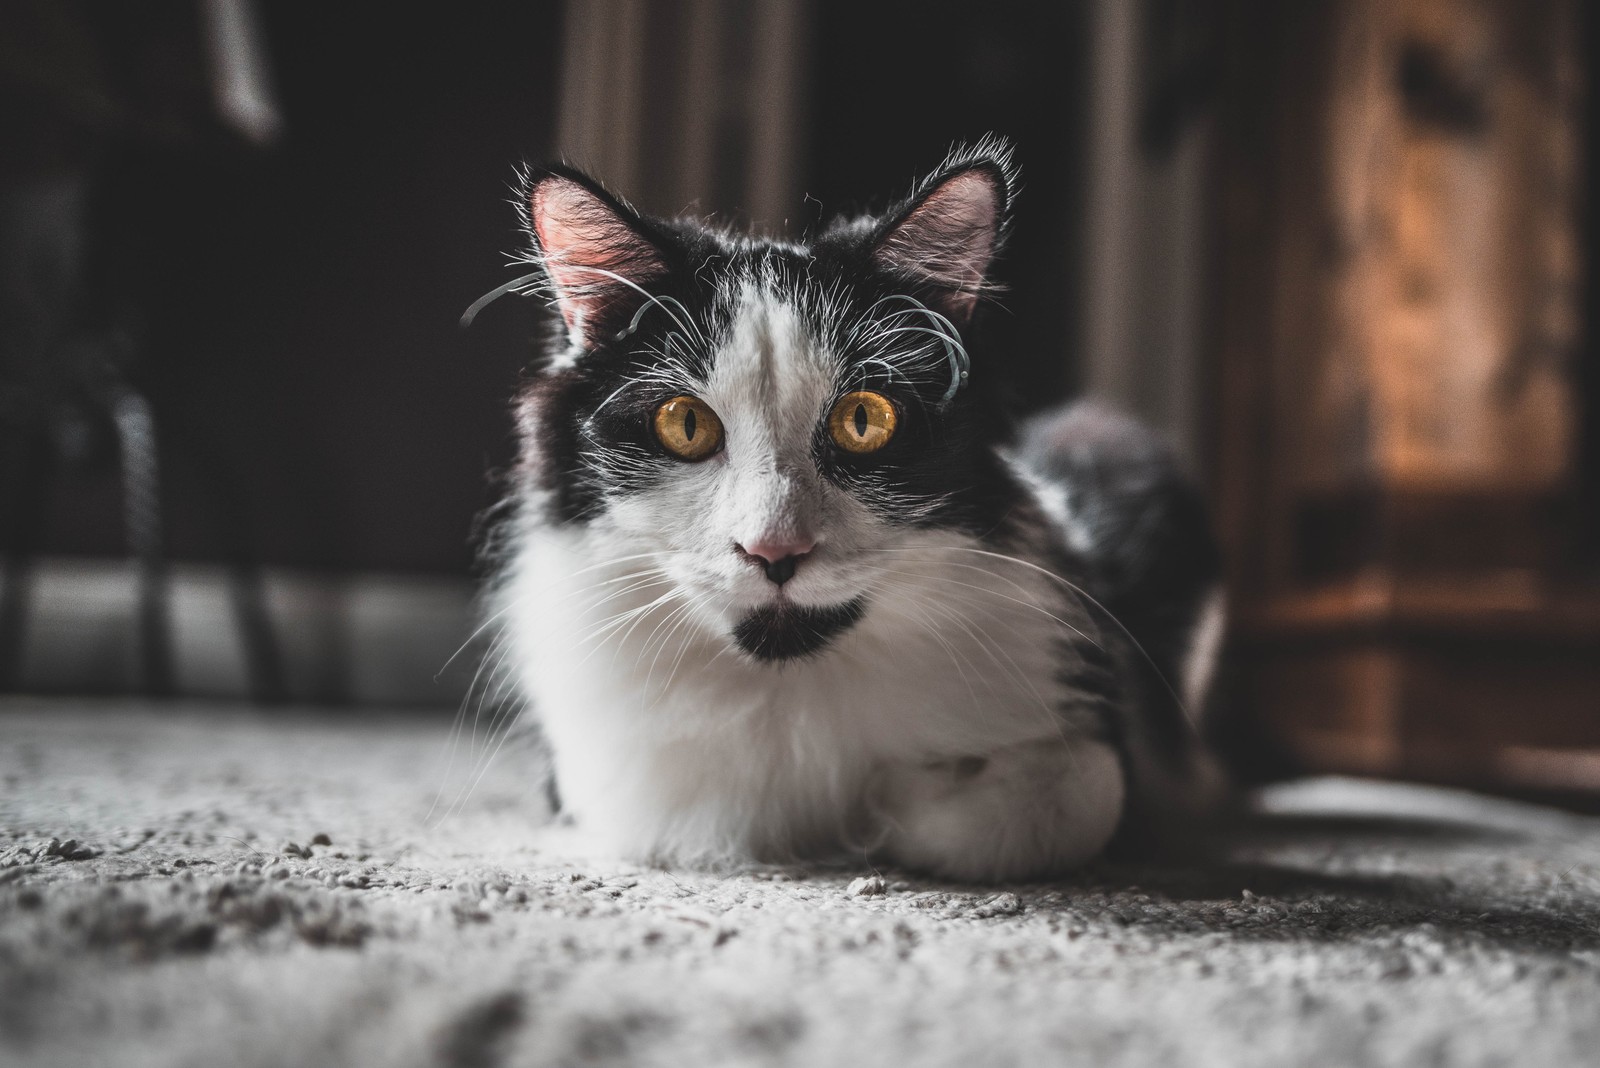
653, 396, 723, 462
827, 391, 896, 455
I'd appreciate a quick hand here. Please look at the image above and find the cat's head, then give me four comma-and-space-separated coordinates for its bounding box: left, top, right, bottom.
512, 139, 1025, 662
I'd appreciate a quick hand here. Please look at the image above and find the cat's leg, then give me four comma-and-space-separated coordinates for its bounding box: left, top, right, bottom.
871, 736, 1125, 882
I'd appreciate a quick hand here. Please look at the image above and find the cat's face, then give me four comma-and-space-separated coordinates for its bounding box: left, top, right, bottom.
514, 142, 1022, 662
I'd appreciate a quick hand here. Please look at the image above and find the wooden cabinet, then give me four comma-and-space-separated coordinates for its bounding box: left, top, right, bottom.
1212, 0, 1600, 795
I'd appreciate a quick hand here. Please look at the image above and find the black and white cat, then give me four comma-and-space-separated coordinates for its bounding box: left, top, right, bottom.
488, 138, 1225, 882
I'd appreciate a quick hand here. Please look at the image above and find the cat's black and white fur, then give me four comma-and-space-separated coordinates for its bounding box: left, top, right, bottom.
490, 138, 1225, 881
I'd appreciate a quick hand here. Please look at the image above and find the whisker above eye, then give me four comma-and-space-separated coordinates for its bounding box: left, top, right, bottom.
544, 261, 709, 350
846, 294, 972, 406
459, 270, 548, 329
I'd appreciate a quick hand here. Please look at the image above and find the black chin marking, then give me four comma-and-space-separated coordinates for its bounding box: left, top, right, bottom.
732, 598, 867, 662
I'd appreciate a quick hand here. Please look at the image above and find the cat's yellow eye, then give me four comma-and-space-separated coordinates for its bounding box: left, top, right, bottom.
653, 395, 724, 461
828, 391, 897, 454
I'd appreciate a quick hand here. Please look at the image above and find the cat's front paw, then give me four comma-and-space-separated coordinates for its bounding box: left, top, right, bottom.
870, 737, 1125, 882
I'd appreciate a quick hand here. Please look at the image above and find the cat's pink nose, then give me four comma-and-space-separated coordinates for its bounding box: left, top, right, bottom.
735, 538, 815, 586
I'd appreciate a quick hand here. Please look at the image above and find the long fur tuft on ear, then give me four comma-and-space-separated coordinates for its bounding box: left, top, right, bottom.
516, 165, 670, 346
871, 134, 1018, 326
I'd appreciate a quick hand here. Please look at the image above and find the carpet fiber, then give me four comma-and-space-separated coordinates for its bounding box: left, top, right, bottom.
3, 699, 1599, 1067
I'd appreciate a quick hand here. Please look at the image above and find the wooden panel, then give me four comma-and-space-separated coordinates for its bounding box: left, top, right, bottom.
1211, 0, 1598, 795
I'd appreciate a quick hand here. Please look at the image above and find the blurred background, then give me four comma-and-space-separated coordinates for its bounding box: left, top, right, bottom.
1, 1, 1595, 799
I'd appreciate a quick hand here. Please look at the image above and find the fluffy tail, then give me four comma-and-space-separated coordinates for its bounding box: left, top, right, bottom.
1017, 402, 1229, 839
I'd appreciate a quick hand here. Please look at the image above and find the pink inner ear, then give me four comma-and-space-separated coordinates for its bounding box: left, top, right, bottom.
531, 178, 665, 332
873, 169, 1002, 322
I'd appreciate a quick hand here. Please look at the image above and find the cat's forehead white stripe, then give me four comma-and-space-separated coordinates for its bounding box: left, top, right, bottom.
703, 283, 837, 458
694, 283, 843, 550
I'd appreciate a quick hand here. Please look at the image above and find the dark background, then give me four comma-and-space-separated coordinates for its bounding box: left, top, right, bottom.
2, 0, 1104, 576
4, 5, 561, 573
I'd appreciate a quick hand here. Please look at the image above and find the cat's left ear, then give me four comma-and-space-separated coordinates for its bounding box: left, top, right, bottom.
871, 138, 1016, 327
521, 165, 672, 347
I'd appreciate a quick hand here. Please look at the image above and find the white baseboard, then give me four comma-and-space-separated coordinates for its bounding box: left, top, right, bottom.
2, 557, 483, 706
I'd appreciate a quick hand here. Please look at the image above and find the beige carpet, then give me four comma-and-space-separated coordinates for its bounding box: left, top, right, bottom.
3, 698, 1599, 1067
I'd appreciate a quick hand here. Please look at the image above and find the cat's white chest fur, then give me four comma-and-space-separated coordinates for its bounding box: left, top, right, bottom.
501, 521, 1126, 880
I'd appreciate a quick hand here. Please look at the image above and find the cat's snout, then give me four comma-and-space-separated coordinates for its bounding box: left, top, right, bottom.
734, 539, 815, 586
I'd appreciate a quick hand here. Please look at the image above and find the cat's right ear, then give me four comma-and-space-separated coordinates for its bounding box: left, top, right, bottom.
522, 167, 669, 347
869, 138, 1017, 328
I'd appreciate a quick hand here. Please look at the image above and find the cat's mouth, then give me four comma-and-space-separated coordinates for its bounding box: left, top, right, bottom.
731, 597, 867, 662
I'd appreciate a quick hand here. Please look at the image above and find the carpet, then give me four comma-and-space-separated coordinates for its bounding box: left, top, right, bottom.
3, 698, 1599, 1067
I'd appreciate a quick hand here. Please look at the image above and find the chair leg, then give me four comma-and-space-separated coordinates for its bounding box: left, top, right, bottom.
0, 427, 52, 693
162, 406, 289, 704
112, 389, 174, 697
228, 560, 289, 703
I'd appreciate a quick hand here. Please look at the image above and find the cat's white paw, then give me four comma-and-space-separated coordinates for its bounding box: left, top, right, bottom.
871, 736, 1125, 882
